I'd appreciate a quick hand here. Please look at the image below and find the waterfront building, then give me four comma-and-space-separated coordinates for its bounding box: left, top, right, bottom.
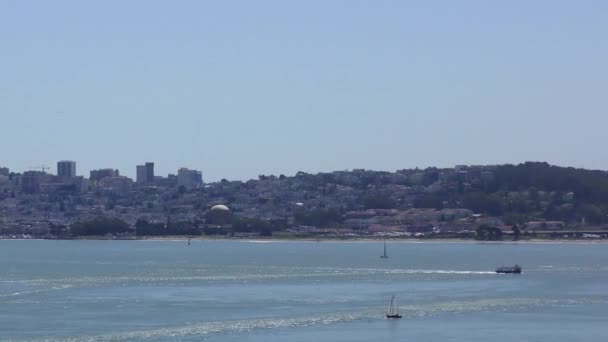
57, 160, 76, 179
177, 168, 203, 190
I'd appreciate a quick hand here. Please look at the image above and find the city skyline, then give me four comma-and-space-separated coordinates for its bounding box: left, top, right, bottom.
4, 158, 608, 183
2, 1, 607, 181
1, 160, 206, 183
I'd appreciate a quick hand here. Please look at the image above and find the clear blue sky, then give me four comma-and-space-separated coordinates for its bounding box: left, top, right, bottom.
1, 1, 607, 181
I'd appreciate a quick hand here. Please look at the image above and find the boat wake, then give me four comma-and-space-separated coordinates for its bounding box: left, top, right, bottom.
15, 296, 606, 342
309, 266, 496, 276
386, 269, 495, 275
0, 267, 496, 296
0, 284, 74, 299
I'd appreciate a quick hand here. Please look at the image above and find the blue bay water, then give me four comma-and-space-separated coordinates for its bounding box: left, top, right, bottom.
0, 240, 607, 341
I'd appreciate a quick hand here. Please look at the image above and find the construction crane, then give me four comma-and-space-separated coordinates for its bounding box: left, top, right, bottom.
29, 165, 50, 173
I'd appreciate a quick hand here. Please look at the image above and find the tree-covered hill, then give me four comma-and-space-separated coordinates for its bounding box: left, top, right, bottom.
445, 162, 608, 225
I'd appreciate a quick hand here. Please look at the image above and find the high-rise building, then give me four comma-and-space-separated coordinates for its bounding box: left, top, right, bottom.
136, 165, 147, 184
177, 168, 203, 190
0, 167, 9, 176
136, 163, 155, 184
57, 160, 76, 179
145, 162, 154, 183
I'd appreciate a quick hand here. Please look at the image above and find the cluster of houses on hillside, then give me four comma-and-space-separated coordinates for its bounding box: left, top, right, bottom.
1, 162, 603, 239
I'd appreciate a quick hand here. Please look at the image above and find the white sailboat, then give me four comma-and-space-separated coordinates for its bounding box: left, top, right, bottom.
386, 295, 402, 318
380, 239, 389, 258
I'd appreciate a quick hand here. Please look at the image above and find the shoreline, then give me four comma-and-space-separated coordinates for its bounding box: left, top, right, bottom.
5, 236, 607, 244
150, 237, 608, 244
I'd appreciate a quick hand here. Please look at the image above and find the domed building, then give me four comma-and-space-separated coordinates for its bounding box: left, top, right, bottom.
206, 204, 232, 226
210, 204, 230, 212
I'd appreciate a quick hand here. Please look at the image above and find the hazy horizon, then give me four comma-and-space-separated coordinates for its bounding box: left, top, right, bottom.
2, 1, 607, 181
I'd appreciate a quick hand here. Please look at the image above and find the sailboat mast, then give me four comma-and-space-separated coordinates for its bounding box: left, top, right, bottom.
388, 295, 397, 315
381, 238, 389, 259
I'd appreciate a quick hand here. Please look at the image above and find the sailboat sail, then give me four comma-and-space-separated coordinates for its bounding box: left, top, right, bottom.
387, 296, 396, 315
386, 295, 401, 318
381, 239, 388, 258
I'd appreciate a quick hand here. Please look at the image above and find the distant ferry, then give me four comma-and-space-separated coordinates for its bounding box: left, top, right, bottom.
496, 265, 522, 274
